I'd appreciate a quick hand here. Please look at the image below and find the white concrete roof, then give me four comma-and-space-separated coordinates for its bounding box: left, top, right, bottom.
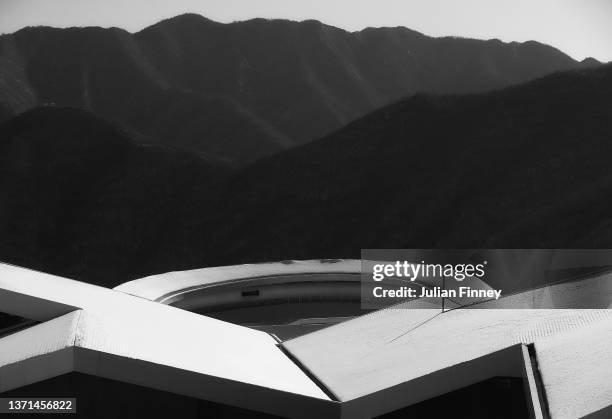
0, 263, 333, 417
285, 308, 611, 401
0, 311, 78, 378
2, 261, 611, 418
535, 317, 612, 418
282, 273, 612, 407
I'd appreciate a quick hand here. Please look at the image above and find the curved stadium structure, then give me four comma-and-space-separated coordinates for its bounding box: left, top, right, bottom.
115, 260, 367, 340
0, 260, 611, 418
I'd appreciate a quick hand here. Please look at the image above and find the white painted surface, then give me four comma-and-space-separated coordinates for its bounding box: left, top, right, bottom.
536, 319, 612, 419
3, 261, 612, 417
0, 263, 329, 400
0, 311, 79, 368
284, 306, 612, 401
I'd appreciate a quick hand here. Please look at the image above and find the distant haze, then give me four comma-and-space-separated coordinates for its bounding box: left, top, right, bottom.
0, 0, 610, 62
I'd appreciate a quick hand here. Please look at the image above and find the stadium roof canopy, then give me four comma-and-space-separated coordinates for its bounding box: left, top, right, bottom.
1, 261, 611, 418
0, 263, 335, 418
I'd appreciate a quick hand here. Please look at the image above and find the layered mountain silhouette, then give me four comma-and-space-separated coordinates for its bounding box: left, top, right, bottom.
1, 64, 611, 287
158, 65, 612, 276
0, 107, 227, 282
0, 13, 598, 164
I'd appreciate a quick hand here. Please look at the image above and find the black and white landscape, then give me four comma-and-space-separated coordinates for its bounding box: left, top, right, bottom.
1, 3, 612, 419
0, 12, 610, 286
0, 13, 599, 162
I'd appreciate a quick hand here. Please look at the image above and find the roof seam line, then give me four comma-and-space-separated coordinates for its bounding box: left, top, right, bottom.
277, 344, 340, 402
387, 311, 444, 344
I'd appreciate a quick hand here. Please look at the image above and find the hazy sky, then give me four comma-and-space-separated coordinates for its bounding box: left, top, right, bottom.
0, 0, 610, 62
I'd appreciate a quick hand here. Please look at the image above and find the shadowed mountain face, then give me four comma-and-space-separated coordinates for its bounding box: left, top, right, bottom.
153, 65, 612, 275
0, 13, 596, 164
0, 107, 228, 283
1, 65, 612, 287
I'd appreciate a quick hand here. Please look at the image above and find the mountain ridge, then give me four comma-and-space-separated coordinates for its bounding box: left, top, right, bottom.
0, 13, 596, 164
1, 64, 612, 287
0, 106, 229, 282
